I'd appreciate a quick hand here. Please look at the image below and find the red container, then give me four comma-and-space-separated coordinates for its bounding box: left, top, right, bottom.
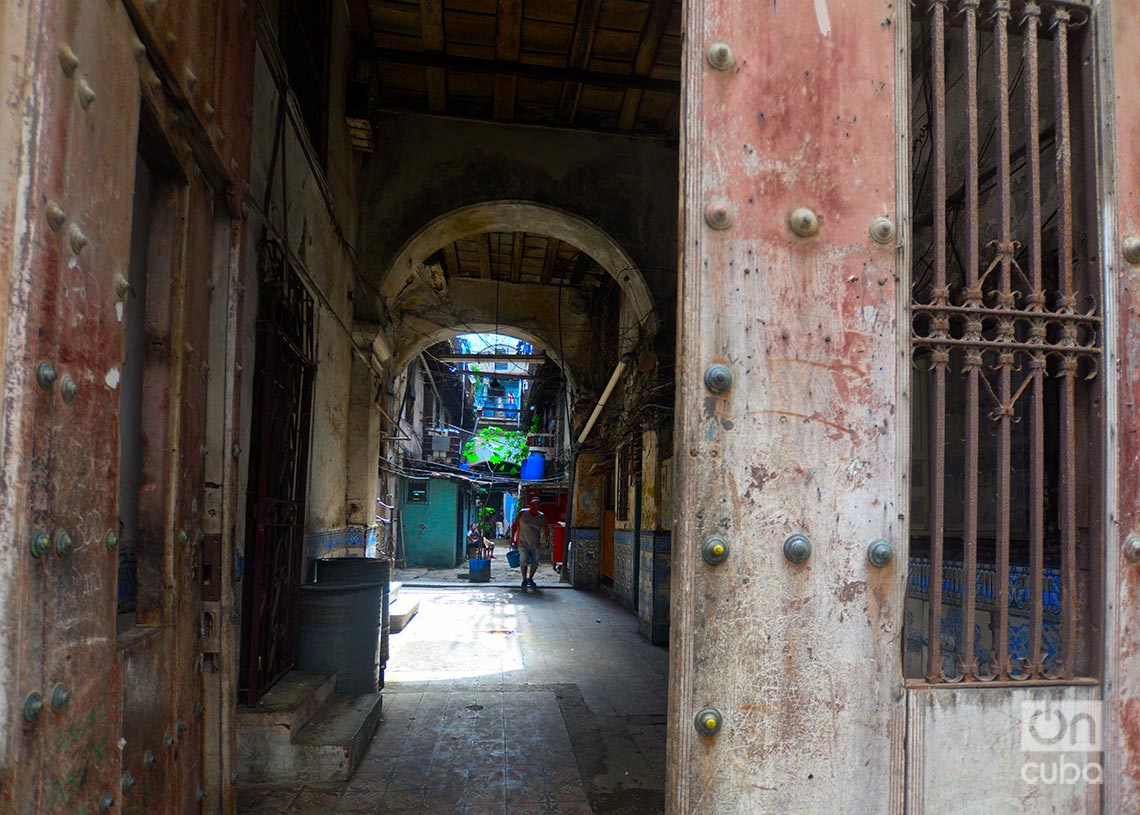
551, 525, 566, 566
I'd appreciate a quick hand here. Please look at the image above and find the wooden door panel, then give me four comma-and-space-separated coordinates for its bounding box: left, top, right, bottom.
1108, 3, 1140, 811
601, 510, 615, 578
671, 0, 903, 811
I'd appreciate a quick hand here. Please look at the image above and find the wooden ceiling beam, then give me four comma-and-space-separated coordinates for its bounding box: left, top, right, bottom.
345, 0, 373, 45
420, 0, 447, 112
442, 241, 461, 279
477, 234, 492, 279
540, 237, 561, 285
557, 0, 604, 123
618, 0, 673, 130
438, 354, 548, 363
510, 232, 525, 283
370, 49, 680, 93
569, 251, 591, 286
494, 0, 524, 120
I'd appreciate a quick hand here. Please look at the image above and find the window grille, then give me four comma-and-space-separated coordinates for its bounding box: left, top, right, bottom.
907, 0, 1101, 683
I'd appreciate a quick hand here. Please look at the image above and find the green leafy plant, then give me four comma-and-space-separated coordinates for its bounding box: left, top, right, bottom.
463, 426, 529, 471
476, 506, 496, 535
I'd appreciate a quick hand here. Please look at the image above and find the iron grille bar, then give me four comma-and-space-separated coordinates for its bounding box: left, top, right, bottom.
1053, 8, 1077, 680
993, 0, 1013, 681
1022, 2, 1046, 679
961, 0, 981, 681
910, 0, 1098, 684
926, 0, 949, 683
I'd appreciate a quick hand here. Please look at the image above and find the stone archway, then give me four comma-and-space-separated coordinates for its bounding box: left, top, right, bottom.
381, 201, 658, 336
390, 319, 580, 392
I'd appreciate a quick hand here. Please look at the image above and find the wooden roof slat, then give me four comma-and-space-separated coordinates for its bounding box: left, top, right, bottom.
442, 241, 461, 279
523, 0, 578, 24
520, 20, 573, 55
477, 234, 492, 278
447, 70, 496, 96
540, 238, 560, 285
374, 31, 425, 50
597, 0, 651, 32
375, 2, 424, 35
371, 48, 678, 92
510, 232, 525, 282
569, 250, 592, 286
618, 0, 671, 129
590, 29, 640, 60
447, 43, 497, 59
369, 0, 679, 134
557, 0, 604, 123
379, 63, 430, 91
493, 0, 523, 119
444, 0, 497, 12
577, 86, 624, 112
443, 9, 498, 44
420, 0, 447, 111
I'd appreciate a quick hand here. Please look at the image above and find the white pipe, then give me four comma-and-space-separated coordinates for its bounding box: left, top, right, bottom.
577, 360, 626, 445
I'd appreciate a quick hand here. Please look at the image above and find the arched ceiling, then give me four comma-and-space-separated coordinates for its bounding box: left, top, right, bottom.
383, 201, 657, 336
428, 231, 610, 287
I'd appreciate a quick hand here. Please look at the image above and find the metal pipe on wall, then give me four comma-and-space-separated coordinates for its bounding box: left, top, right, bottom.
577, 357, 630, 445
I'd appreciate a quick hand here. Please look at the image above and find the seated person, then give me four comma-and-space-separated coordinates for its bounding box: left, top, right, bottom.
467, 524, 484, 558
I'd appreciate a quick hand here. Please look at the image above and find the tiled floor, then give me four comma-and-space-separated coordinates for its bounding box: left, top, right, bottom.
239, 585, 668, 815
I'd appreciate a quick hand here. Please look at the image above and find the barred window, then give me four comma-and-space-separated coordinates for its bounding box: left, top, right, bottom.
906, 0, 1101, 684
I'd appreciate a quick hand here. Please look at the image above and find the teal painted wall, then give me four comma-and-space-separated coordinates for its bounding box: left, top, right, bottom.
401, 477, 471, 568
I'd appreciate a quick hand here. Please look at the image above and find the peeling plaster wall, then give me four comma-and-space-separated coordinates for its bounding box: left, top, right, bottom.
345, 353, 382, 527
357, 113, 679, 304
246, 2, 364, 541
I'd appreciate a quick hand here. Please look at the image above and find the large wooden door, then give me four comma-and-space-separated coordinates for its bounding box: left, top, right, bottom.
0, 3, 252, 813
672, 0, 1133, 812
670, 1, 904, 811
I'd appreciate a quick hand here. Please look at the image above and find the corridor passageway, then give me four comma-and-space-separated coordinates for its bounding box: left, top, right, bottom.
237, 585, 668, 815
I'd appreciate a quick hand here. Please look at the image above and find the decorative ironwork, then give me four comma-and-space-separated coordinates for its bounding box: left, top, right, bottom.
908, 0, 1100, 684
240, 239, 316, 703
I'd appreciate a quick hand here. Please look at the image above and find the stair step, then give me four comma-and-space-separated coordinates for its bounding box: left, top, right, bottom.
237, 671, 337, 739
389, 595, 420, 633
240, 693, 382, 784
389, 581, 402, 603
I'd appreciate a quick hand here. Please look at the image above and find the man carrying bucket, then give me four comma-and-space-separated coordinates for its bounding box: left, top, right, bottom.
509, 497, 546, 589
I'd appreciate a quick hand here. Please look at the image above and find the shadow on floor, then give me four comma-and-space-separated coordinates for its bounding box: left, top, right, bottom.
238, 585, 667, 815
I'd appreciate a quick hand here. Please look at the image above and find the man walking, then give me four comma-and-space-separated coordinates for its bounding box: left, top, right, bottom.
510, 497, 546, 588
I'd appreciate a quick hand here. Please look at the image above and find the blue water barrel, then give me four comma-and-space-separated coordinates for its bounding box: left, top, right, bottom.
299, 579, 384, 694
520, 451, 545, 480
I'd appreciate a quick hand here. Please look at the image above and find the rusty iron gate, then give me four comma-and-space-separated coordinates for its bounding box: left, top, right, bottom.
907, 0, 1101, 684
240, 239, 316, 704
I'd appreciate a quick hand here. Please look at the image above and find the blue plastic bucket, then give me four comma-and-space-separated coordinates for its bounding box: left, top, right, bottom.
469, 558, 491, 582
506, 549, 521, 569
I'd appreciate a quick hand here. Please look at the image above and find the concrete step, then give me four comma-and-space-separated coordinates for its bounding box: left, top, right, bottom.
240, 693, 382, 784
237, 671, 337, 743
389, 595, 420, 633
292, 693, 383, 782
389, 580, 402, 603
